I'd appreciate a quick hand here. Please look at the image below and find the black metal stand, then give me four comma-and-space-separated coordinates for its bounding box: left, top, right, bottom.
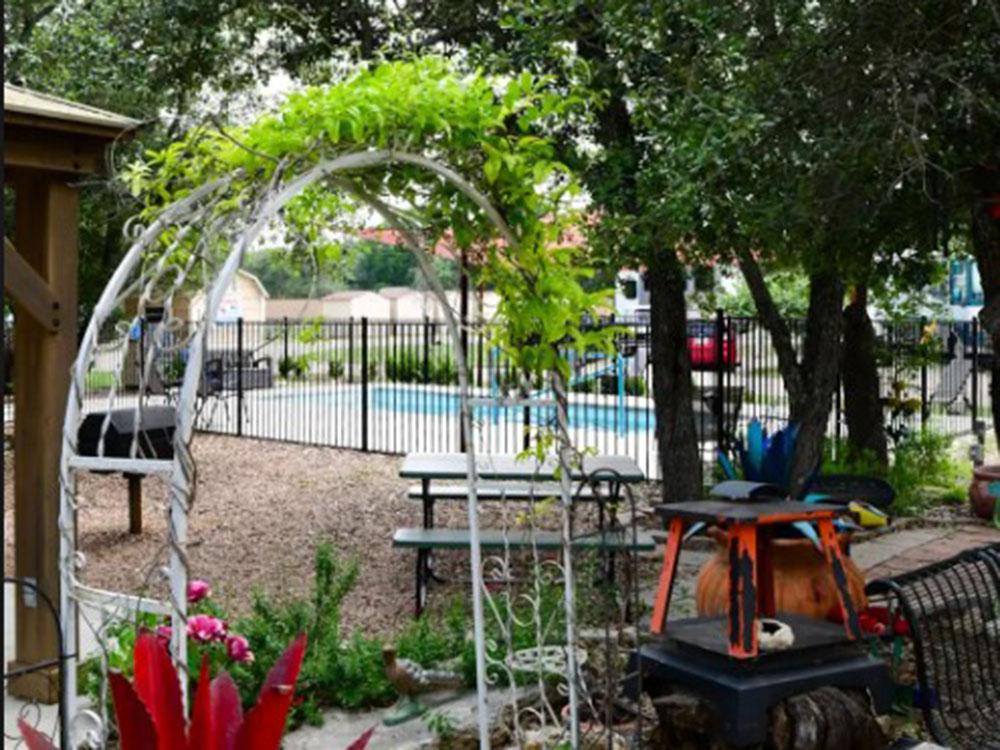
625, 616, 893, 747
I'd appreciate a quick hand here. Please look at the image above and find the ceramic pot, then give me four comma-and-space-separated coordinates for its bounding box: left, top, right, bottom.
695, 530, 867, 620
969, 465, 1000, 521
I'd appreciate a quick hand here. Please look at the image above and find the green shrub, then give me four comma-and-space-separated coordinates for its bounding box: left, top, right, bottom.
569, 374, 646, 396
74, 548, 590, 733
84, 369, 117, 391
396, 597, 467, 666
624, 375, 647, 396
79, 612, 159, 724
889, 430, 968, 512
382, 347, 458, 385
384, 347, 423, 383
327, 356, 345, 380
161, 353, 186, 382
279, 355, 309, 379
231, 544, 393, 726
458, 579, 567, 687
430, 352, 458, 385
823, 430, 968, 514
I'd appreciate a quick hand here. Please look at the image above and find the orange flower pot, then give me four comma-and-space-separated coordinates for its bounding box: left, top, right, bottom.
695, 529, 867, 621
969, 465, 1000, 521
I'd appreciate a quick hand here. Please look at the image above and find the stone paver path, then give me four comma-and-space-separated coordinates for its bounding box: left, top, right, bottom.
859, 523, 1000, 580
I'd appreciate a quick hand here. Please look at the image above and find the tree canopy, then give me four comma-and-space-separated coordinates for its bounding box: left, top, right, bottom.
8, 0, 999, 455
131, 57, 612, 378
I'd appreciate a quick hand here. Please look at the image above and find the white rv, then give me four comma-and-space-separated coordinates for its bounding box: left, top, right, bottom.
614, 268, 705, 321
615, 269, 651, 321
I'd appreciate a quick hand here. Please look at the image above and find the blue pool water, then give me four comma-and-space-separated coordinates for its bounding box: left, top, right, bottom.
275, 384, 654, 433
372, 386, 652, 432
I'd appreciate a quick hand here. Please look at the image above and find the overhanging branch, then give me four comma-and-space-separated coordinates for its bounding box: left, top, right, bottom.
736, 249, 805, 406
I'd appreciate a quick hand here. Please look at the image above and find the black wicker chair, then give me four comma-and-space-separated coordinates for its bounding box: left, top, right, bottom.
866, 543, 1000, 750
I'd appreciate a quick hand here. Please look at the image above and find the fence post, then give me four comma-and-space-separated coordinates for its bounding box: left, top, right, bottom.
361, 317, 369, 451
348, 317, 354, 384
236, 317, 244, 438
476, 322, 483, 389
282, 316, 289, 374
423, 316, 430, 385
139, 317, 147, 389
971, 316, 979, 430
919, 316, 929, 430
523, 384, 531, 452
715, 308, 726, 450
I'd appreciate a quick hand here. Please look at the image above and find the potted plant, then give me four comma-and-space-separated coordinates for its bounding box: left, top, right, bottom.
970, 464, 1000, 522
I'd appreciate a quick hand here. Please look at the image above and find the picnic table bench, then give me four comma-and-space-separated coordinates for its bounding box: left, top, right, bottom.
396, 452, 653, 614
394, 528, 654, 551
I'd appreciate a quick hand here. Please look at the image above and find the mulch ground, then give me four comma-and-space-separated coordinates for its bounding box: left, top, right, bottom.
10, 429, 989, 641
3, 433, 645, 637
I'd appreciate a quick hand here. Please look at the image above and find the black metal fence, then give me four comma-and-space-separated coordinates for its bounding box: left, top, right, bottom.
82, 313, 994, 480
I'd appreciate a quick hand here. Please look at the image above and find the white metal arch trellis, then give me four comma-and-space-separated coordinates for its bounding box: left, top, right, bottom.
58, 150, 584, 748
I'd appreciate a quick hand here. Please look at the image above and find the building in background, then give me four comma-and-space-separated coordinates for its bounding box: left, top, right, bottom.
380, 286, 429, 320
265, 298, 327, 320
322, 289, 391, 319
189, 269, 269, 323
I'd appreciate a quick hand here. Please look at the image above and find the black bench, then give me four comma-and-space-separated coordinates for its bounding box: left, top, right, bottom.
77, 407, 175, 534
865, 543, 1000, 750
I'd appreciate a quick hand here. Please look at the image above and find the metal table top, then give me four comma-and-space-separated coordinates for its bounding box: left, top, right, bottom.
654, 499, 842, 524
399, 453, 645, 483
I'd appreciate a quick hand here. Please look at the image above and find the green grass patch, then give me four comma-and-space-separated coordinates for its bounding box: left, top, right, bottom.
85, 370, 117, 391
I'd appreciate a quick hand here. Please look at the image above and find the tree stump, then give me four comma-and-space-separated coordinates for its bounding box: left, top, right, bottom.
651, 686, 885, 750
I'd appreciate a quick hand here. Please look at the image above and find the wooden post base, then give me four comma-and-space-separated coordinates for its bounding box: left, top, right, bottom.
126, 473, 142, 534
6, 661, 60, 704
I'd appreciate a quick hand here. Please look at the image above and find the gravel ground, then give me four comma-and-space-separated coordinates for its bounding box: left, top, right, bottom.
3, 433, 656, 637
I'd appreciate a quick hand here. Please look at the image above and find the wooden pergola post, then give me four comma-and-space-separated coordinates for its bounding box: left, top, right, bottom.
4, 84, 137, 702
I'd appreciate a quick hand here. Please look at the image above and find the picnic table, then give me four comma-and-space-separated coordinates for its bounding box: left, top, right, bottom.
396, 452, 652, 614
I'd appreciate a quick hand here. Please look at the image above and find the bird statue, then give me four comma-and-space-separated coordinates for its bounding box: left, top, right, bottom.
382, 646, 464, 726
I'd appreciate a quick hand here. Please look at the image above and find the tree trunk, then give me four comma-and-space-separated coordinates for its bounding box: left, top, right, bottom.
649, 251, 703, 501
969, 165, 1000, 448
737, 253, 844, 493
787, 271, 844, 494
841, 285, 888, 467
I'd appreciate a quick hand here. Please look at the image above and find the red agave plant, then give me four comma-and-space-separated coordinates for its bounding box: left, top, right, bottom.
19, 630, 330, 750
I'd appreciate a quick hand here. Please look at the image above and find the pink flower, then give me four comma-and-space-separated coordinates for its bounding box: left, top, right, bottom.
187, 580, 211, 604
225, 634, 254, 663
187, 614, 227, 643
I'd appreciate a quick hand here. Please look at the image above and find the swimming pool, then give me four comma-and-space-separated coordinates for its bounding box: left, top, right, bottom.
270, 384, 655, 433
